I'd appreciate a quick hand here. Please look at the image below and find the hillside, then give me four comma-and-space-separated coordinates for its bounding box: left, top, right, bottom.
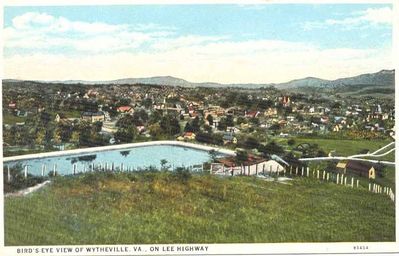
4, 70, 394, 91
278, 70, 394, 89
5, 171, 395, 245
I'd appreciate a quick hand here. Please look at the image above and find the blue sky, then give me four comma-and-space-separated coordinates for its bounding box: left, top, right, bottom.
3, 4, 393, 83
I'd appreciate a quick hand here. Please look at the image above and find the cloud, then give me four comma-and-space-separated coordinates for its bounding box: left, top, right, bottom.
303, 7, 392, 30
4, 12, 174, 54
4, 39, 392, 84
3, 11, 392, 83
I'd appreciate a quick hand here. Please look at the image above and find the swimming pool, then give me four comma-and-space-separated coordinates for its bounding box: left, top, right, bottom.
4, 144, 227, 176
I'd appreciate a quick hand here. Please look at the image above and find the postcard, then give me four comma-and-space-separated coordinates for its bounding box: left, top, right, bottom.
1, 0, 398, 255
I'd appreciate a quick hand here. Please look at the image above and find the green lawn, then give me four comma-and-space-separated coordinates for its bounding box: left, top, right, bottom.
2, 113, 26, 125
5, 171, 395, 245
60, 110, 81, 119
274, 137, 394, 161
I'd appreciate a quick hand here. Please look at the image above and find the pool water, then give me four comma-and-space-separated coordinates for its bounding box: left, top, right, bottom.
5, 145, 214, 176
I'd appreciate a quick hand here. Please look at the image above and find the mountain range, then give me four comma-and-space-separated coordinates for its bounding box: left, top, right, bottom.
3, 69, 395, 90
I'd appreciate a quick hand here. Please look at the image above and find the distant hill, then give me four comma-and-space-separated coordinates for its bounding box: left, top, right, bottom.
278, 69, 395, 89
3, 69, 394, 90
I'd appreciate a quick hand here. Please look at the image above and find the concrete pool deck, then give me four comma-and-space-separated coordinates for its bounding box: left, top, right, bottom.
3, 140, 236, 162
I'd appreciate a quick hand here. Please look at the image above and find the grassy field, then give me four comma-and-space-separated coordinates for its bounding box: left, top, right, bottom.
3, 113, 27, 125
273, 137, 394, 162
4, 171, 395, 245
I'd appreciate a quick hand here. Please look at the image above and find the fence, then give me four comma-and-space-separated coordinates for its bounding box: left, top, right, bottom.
4, 161, 205, 181
210, 163, 395, 203
4, 162, 394, 202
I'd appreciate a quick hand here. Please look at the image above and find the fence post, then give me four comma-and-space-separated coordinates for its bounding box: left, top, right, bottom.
344, 177, 347, 186
317, 170, 320, 179
41, 164, 45, 177
306, 167, 309, 177
289, 166, 292, 175
326, 173, 329, 182
322, 170, 325, 180
351, 177, 354, 188
301, 167, 304, 176
53, 164, 57, 176
336, 173, 340, 184
356, 180, 359, 188
7, 165, 11, 182
24, 165, 28, 178
341, 174, 344, 185
369, 183, 371, 191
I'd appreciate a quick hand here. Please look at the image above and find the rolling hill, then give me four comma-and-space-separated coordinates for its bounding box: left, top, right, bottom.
3, 69, 394, 90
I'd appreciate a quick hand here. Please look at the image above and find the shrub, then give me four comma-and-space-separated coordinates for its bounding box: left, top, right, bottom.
173, 167, 192, 183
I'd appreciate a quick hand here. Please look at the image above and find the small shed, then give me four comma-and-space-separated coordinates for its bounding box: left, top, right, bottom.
336, 160, 377, 179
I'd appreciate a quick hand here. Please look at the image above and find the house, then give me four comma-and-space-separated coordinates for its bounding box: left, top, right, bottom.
8, 102, 16, 109
55, 113, 67, 123
264, 108, 277, 117
81, 111, 105, 123
227, 126, 240, 133
117, 106, 134, 114
320, 116, 329, 124
215, 156, 285, 176
223, 132, 237, 144
336, 160, 377, 179
136, 125, 146, 133
183, 132, 196, 140
245, 111, 260, 118
16, 110, 28, 117
262, 160, 286, 174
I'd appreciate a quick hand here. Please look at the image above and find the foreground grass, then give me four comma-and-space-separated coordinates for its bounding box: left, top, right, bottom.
5, 171, 395, 245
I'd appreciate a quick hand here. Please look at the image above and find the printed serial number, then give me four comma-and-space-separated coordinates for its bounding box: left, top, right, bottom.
353, 245, 369, 250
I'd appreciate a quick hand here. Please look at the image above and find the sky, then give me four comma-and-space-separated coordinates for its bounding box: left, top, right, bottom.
3, 4, 394, 83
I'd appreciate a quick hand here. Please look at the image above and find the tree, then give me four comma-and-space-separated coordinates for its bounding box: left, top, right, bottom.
208, 149, 218, 162
149, 123, 162, 138
53, 128, 62, 144
114, 126, 137, 143
160, 159, 169, 171
191, 116, 201, 133
70, 131, 80, 145
258, 141, 284, 156
35, 128, 46, 145
206, 114, 214, 126
184, 122, 193, 132
116, 115, 135, 129
204, 125, 213, 134
92, 121, 103, 133
236, 116, 247, 125
195, 132, 213, 144
142, 98, 153, 109
160, 115, 180, 136
249, 117, 259, 125
235, 150, 248, 165
149, 110, 162, 124
226, 115, 234, 127
243, 137, 260, 149
287, 138, 296, 146
133, 109, 149, 124
218, 118, 228, 131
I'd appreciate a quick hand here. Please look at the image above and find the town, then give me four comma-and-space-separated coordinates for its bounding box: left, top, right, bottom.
3, 78, 395, 178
